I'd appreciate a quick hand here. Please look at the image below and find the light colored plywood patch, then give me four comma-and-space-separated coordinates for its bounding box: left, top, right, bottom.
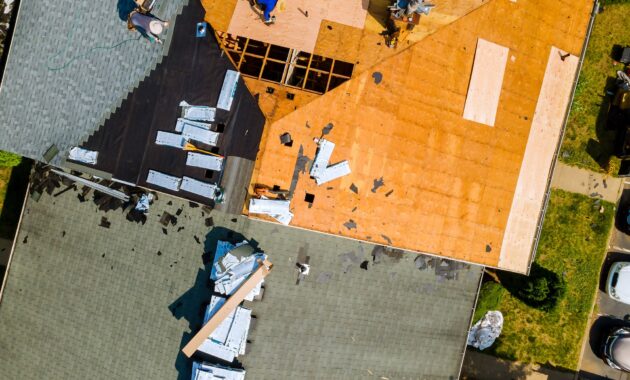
463, 39, 509, 127
499, 47, 580, 273
227, 0, 368, 53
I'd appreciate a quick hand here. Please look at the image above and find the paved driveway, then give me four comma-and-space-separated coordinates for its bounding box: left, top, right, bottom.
578, 186, 630, 380
578, 257, 630, 379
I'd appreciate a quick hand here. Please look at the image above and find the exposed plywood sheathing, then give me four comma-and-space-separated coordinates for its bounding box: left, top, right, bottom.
204, 0, 489, 76
463, 39, 509, 127
247, 0, 592, 272
227, 0, 369, 53
499, 47, 579, 273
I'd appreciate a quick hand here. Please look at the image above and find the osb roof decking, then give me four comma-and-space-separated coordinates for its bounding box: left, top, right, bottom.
203, 0, 486, 72
244, 0, 592, 272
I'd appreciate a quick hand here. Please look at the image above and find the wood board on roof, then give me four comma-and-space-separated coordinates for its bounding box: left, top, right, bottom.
462, 38, 509, 127
227, 0, 368, 53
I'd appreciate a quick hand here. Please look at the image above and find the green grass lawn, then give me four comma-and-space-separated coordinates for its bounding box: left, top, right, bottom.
561, 2, 630, 173
475, 190, 614, 369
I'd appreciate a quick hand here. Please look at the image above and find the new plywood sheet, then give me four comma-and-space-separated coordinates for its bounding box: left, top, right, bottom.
463, 39, 509, 127
227, 0, 368, 53
248, 0, 593, 272
499, 47, 579, 273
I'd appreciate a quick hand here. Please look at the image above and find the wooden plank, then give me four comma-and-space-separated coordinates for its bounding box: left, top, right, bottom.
226, 0, 368, 53
462, 39, 509, 127
181, 259, 273, 357
498, 47, 579, 273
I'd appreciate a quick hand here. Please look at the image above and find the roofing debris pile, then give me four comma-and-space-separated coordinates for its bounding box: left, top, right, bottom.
188, 240, 269, 378
149, 98, 226, 201
197, 295, 252, 362
29, 163, 159, 226
212, 241, 267, 301
247, 136, 351, 225
467, 311, 503, 350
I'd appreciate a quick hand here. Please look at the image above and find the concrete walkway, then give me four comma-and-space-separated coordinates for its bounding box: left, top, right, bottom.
551, 162, 623, 203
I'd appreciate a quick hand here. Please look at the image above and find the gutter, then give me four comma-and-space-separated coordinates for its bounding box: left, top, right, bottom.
456, 269, 485, 380
526, 0, 600, 275
0, 180, 30, 305
0, 0, 22, 89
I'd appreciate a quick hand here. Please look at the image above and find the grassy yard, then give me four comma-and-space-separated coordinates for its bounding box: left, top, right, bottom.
561, 2, 630, 173
475, 190, 614, 369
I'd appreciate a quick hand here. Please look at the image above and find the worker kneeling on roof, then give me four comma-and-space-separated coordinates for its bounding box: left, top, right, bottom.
257, 0, 278, 25
128, 10, 170, 44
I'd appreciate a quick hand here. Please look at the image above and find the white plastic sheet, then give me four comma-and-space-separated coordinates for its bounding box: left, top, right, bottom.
467, 310, 503, 350
68, 147, 98, 165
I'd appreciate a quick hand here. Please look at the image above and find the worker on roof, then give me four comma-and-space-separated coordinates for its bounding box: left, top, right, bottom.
127, 10, 169, 44
257, 0, 278, 24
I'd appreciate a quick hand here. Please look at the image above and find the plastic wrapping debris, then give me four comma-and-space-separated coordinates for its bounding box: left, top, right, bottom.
191, 361, 245, 380
68, 147, 98, 165
467, 311, 503, 350
248, 198, 293, 225
134, 193, 154, 213
211, 240, 266, 301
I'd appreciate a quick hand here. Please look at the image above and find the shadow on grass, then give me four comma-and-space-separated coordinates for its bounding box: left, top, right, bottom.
0, 159, 32, 240
170, 227, 257, 380
496, 262, 565, 311
586, 76, 619, 171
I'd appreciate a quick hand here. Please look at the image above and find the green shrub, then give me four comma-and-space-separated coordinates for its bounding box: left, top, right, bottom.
498, 263, 567, 312
0, 151, 21, 167
473, 281, 506, 322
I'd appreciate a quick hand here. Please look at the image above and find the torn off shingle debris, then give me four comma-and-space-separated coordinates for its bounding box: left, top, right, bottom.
349, 183, 359, 194
343, 219, 357, 230
372, 72, 383, 84
371, 177, 385, 193
381, 234, 392, 245
414, 256, 427, 270
322, 123, 334, 135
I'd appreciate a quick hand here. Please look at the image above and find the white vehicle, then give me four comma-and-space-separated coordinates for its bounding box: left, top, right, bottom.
607, 262, 630, 304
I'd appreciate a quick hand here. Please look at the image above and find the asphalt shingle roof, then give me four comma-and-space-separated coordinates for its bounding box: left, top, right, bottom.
0, 0, 188, 164
0, 185, 481, 379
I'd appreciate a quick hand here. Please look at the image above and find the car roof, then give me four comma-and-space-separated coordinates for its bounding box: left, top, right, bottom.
613, 334, 630, 370
614, 263, 630, 303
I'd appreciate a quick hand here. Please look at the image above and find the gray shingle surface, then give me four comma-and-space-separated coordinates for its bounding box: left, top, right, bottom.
0, 187, 481, 380
0, 0, 187, 164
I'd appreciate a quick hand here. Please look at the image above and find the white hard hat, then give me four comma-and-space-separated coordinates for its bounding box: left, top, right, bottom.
149, 21, 164, 35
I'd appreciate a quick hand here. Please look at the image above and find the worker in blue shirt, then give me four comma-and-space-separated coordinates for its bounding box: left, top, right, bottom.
257, 0, 278, 24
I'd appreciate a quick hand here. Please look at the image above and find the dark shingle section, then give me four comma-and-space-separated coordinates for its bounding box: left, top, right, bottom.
0, 0, 187, 164
0, 188, 481, 379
